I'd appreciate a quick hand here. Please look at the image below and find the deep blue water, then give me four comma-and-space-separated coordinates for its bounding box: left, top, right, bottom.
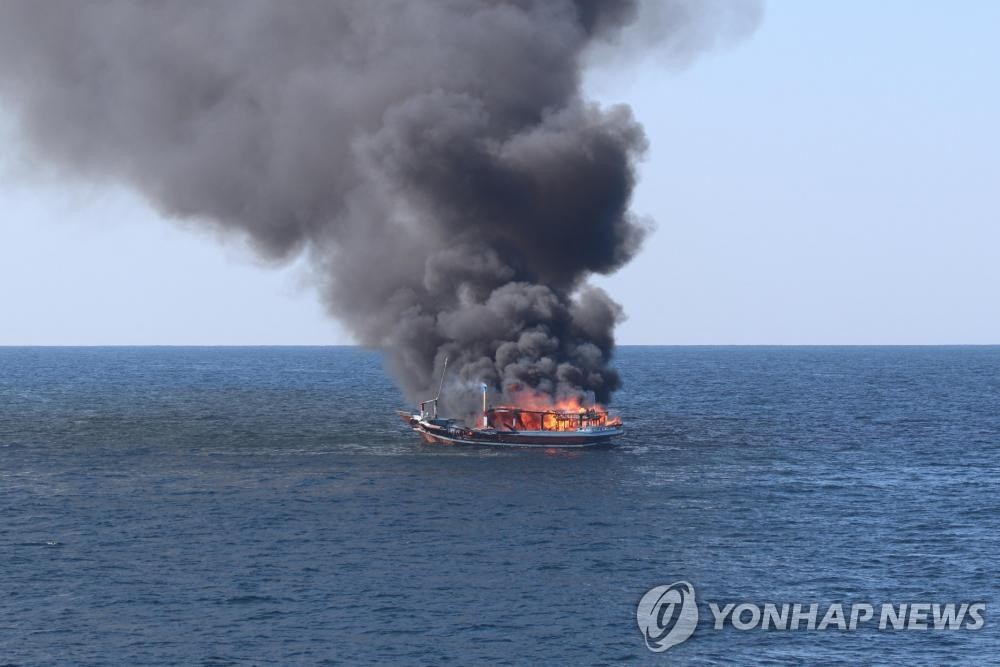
1, 346, 997, 665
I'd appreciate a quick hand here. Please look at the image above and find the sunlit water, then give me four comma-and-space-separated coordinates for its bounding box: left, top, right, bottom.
1, 346, 997, 664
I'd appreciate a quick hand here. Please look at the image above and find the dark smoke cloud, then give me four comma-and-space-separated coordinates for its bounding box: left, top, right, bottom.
0, 1, 760, 416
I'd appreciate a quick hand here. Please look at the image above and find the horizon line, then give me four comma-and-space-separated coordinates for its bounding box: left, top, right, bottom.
1, 343, 999, 348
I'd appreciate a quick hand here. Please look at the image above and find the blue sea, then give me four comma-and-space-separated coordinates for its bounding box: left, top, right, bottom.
1, 346, 997, 665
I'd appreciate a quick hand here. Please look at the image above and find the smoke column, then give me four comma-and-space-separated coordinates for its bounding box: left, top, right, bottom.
0, 1, 760, 415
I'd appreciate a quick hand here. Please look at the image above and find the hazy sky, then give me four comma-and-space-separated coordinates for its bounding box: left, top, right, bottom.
1, 1, 997, 345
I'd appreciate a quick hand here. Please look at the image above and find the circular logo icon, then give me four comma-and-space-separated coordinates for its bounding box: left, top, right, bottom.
636, 581, 698, 652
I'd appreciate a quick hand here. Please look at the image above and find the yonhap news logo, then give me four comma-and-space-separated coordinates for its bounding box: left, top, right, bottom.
636, 582, 986, 652
636, 581, 699, 651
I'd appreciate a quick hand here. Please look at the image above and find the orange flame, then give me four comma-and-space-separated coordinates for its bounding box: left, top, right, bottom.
487, 385, 622, 432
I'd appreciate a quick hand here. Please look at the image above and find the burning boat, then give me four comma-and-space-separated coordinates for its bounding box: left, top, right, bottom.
398, 358, 624, 448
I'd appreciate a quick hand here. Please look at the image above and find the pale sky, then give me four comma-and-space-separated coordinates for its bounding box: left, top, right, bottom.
1, 1, 998, 345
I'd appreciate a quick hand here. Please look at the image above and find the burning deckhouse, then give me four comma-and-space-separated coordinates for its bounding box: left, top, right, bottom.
398, 358, 624, 448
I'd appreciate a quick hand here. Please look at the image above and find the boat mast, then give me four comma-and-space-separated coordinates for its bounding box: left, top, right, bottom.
434, 355, 449, 418
418, 355, 448, 420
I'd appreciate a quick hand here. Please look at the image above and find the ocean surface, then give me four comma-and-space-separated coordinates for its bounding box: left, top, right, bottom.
1, 346, 997, 665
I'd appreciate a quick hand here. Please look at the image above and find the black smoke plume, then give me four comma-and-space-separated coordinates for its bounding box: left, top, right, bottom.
0, 1, 760, 416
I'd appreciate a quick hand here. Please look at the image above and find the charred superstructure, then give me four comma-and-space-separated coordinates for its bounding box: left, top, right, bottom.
486, 405, 621, 433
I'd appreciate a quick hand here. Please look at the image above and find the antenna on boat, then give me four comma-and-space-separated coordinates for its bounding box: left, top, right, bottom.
481, 382, 489, 428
